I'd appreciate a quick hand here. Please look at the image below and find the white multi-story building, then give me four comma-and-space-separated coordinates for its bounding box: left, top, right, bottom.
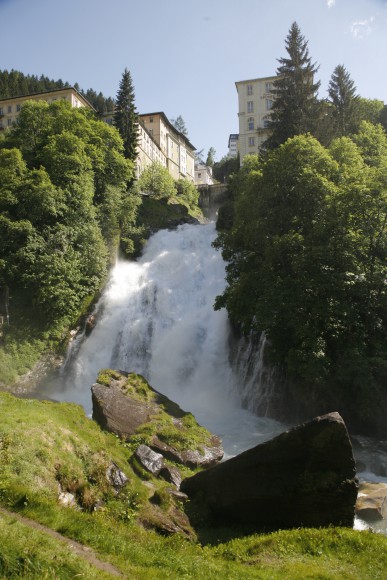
139, 112, 196, 182
228, 133, 239, 158
235, 75, 276, 164
195, 163, 214, 186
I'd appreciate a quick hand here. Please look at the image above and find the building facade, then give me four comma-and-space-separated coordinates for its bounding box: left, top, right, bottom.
228, 133, 239, 158
0, 87, 94, 131
194, 163, 214, 186
139, 113, 196, 182
235, 75, 276, 164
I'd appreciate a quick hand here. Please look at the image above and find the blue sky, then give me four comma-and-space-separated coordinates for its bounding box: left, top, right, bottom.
1, 0, 386, 159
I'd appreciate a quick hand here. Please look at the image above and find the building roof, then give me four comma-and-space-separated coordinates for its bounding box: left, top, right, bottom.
235, 74, 278, 89
139, 112, 196, 152
0, 87, 95, 111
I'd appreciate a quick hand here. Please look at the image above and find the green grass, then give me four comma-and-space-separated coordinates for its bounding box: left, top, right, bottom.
0, 391, 387, 579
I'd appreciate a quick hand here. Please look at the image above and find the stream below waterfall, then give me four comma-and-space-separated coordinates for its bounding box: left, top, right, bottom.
37, 221, 387, 534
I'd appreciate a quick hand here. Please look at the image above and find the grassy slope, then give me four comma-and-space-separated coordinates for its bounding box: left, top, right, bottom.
0, 391, 387, 578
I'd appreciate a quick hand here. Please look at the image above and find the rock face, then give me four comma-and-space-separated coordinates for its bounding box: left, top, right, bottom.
181, 412, 358, 530
92, 370, 223, 469
356, 482, 387, 522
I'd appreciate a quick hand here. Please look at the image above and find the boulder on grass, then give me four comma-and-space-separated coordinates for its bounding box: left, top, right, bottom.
181, 412, 358, 530
92, 370, 223, 469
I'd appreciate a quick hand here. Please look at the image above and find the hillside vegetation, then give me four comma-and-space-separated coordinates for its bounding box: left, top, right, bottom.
0, 100, 201, 387
1, 389, 387, 578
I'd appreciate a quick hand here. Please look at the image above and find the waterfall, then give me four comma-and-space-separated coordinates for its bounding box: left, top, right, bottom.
44, 222, 284, 457
232, 331, 281, 417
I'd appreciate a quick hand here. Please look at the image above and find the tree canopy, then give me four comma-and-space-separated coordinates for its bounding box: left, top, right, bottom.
0, 100, 135, 332
264, 22, 321, 150
113, 68, 139, 163
215, 125, 387, 423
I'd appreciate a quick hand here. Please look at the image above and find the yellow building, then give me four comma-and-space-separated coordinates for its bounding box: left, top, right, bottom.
0, 87, 94, 130
235, 75, 276, 164
139, 113, 196, 182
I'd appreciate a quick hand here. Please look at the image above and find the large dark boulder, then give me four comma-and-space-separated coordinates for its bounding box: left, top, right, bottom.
181, 412, 358, 530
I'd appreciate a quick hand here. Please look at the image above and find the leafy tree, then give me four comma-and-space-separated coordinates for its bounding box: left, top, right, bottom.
171, 115, 188, 137
355, 98, 385, 127
175, 178, 199, 207
136, 162, 176, 199
0, 99, 135, 332
265, 22, 321, 150
328, 64, 359, 137
113, 68, 139, 163
214, 131, 387, 424
212, 155, 240, 183
206, 147, 216, 167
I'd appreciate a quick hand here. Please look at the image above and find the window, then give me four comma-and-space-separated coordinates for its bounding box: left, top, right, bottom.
247, 84, 253, 95
7, 105, 12, 113
0, 107, 3, 115
266, 99, 273, 110
16, 104, 21, 112
265, 82, 272, 92
7, 118, 12, 126
247, 101, 253, 113
248, 137, 255, 147
150, 116, 153, 122
247, 117, 254, 131
263, 119, 270, 128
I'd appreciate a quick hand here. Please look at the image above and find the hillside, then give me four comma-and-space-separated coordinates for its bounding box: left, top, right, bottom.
1, 386, 387, 578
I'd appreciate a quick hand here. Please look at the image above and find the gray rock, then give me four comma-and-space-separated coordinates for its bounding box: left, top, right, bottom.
181, 412, 358, 530
91, 371, 224, 468
106, 461, 128, 491
134, 444, 164, 476
159, 465, 182, 488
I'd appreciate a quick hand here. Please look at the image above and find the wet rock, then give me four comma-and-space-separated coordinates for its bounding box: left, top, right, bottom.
181, 412, 358, 530
134, 444, 164, 476
356, 482, 387, 522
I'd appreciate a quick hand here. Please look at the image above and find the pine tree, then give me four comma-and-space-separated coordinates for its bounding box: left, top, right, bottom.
328, 64, 359, 137
171, 115, 188, 137
113, 68, 138, 162
265, 22, 321, 150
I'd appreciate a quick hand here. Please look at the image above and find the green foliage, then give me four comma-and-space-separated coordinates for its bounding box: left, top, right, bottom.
0, 100, 136, 379
0, 392, 387, 578
215, 130, 387, 422
212, 155, 240, 183
327, 64, 359, 137
265, 22, 321, 150
113, 68, 138, 163
175, 178, 199, 207
136, 161, 176, 199
206, 147, 216, 167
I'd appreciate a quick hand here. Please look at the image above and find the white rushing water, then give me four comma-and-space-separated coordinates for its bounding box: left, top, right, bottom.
47, 222, 284, 457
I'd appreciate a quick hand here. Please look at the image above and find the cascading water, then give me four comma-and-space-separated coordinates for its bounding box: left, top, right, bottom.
39, 220, 387, 533
44, 222, 284, 457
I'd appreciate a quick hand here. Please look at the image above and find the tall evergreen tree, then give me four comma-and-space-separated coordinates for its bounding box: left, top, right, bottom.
265, 22, 321, 150
171, 115, 188, 137
328, 64, 359, 137
113, 68, 139, 162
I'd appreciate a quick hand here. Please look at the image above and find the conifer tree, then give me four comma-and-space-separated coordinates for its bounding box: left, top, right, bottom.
113, 68, 139, 162
265, 22, 321, 150
328, 64, 359, 137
